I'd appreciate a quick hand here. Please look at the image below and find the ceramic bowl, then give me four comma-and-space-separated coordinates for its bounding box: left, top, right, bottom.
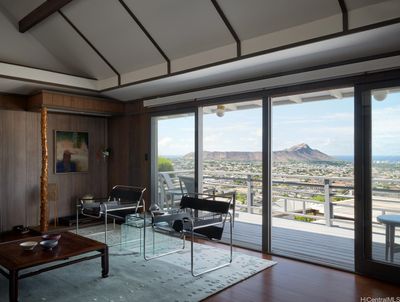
20, 241, 38, 251
40, 240, 58, 250
42, 233, 61, 241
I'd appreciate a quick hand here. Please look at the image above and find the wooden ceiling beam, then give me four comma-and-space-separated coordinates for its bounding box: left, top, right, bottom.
19, 0, 74, 33
211, 0, 241, 57
338, 0, 349, 32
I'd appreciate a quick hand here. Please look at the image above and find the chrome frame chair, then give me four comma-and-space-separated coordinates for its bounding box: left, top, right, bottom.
76, 185, 146, 243
182, 193, 233, 276
178, 176, 235, 226
144, 193, 234, 277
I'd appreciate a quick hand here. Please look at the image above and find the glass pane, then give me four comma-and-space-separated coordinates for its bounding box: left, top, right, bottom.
371, 87, 400, 266
152, 113, 195, 211
202, 100, 263, 250
271, 88, 355, 270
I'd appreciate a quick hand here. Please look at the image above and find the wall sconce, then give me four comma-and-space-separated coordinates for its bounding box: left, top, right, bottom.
101, 147, 111, 159
216, 105, 225, 117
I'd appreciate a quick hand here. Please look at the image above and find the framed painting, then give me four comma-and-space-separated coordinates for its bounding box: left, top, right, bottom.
55, 131, 89, 173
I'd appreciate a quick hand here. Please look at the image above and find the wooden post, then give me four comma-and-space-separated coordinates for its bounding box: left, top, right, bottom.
40, 107, 49, 233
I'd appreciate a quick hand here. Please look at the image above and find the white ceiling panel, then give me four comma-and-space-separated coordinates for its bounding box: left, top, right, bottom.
0, 0, 114, 79
29, 13, 116, 79
102, 24, 400, 101
0, 0, 399, 99
345, 0, 389, 10
0, 6, 71, 73
62, 0, 165, 74
122, 0, 234, 59
0, 77, 100, 96
217, 0, 341, 40
0, 0, 45, 20
347, 0, 400, 29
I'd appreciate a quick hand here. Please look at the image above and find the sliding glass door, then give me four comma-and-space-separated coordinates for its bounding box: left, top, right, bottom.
271, 88, 355, 270
357, 81, 400, 281
148, 77, 400, 281
201, 100, 263, 249
151, 112, 195, 211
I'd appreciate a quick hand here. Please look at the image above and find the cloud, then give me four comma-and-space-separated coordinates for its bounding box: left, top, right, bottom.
158, 137, 172, 147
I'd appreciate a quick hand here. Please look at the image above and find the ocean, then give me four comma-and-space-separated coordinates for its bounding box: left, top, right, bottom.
335, 155, 400, 163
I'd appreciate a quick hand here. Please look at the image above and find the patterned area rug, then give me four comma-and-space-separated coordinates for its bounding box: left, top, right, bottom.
0, 225, 276, 302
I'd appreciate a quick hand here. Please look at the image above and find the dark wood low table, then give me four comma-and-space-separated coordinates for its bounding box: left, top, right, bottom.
0, 232, 108, 302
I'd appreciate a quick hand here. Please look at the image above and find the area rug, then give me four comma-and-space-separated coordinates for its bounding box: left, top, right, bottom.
0, 225, 276, 302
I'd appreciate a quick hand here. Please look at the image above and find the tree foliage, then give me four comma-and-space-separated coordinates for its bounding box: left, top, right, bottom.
158, 156, 174, 172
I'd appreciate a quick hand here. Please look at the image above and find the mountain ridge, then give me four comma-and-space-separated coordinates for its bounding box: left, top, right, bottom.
183, 143, 335, 162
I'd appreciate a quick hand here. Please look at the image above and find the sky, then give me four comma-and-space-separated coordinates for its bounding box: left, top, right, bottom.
157, 91, 400, 157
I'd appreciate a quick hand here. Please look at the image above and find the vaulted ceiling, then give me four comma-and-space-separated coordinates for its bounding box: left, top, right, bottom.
0, 0, 400, 102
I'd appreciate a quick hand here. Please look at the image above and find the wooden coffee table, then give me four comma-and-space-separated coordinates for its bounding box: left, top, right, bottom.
0, 232, 108, 302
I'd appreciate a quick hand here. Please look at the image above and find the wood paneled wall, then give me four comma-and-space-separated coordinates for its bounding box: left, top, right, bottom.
0, 93, 26, 111
0, 109, 108, 231
0, 110, 40, 231
47, 114, 108, 220
28, 91, 124, 115
108, 113, 150, 204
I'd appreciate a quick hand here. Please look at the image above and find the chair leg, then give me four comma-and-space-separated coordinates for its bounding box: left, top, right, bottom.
230, 212, 233, 263
104, 212, 108, 244
389, 225, 395, 262
385, 224, 390, 261
76, 205, 80, 235
139, 226, 142, 255
191, 214, 233, 277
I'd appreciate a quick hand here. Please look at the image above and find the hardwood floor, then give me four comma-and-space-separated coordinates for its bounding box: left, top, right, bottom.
4, 225, 399, 301
203, 243, 400, 302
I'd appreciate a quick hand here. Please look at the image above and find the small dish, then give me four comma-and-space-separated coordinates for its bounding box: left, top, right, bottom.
152, 210, 165, 216
40, 240, 58, 250
21, 227, 30, 234
20, 241, 38, 251
42, 233, 61, 241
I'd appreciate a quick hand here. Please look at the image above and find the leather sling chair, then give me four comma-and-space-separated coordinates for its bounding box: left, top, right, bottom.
76, 185, 146, 243
144, 193, 234, 276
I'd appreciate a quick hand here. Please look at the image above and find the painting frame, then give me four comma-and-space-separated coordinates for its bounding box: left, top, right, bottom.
54, 130, 89, 174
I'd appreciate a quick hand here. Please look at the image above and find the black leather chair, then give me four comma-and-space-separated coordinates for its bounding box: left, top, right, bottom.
76, 185, 146, 243
144, 193, 234, 276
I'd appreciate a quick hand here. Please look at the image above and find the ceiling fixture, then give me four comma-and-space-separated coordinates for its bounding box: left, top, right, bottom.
216, 105, 225, 117
372, 90, 388, 102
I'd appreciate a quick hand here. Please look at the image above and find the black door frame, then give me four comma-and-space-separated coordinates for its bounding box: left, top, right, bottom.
355, 78, 400, 283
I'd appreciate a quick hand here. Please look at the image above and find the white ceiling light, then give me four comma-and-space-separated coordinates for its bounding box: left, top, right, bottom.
216, 105, 225, 117
372, 90, 388, 102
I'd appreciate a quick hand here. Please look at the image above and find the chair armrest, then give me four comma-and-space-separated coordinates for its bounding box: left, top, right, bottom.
79, 197, 109, 206
203, 188, 216, 194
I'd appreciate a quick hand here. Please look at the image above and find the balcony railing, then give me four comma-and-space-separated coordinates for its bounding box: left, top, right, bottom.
158, 170, 400, 229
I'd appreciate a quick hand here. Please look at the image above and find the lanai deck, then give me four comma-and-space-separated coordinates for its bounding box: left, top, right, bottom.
223, 217, 400, 271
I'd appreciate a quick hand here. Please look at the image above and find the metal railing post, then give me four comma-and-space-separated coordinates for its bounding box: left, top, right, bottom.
324, 178, 332, 227
247, 174, 253, 214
